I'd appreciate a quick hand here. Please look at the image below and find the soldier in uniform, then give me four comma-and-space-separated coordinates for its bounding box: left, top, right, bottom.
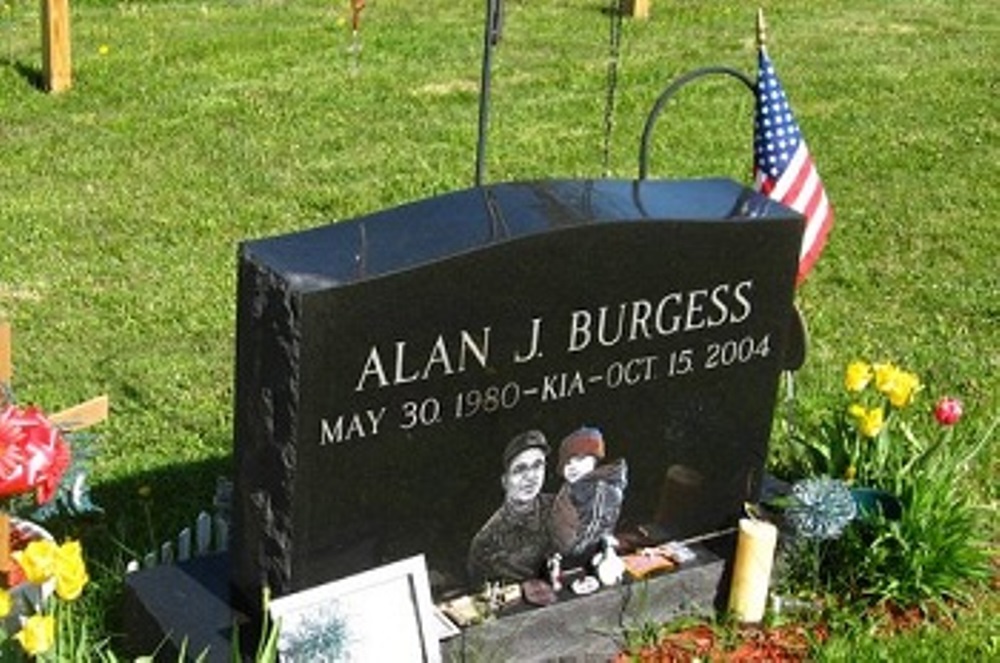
467, 430, 556, 585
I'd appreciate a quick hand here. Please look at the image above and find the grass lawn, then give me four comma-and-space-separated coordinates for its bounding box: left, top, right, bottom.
1, 0, 996, 658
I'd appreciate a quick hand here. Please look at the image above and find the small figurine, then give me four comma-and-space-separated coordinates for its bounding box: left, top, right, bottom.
592, 535, 625, 586
485, 581, 504, 612
547, 552, 563, 592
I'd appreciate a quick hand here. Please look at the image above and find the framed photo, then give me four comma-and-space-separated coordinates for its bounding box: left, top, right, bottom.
269, 555, 442, 662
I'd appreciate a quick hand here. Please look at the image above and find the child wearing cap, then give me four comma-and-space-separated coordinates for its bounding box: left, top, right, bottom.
548, 426, 628, 559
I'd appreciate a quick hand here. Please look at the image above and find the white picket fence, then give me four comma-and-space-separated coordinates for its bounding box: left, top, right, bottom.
125, 478, 232, 573
124, 511, 229, 573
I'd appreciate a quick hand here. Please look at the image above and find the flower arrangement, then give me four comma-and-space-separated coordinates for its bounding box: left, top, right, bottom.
0, 403, 72, 516
790, 359, 924, 489
772, 358, 995, 612
0, 323, 103, 659
0, 397, 100, 581
0, 325, 105, 528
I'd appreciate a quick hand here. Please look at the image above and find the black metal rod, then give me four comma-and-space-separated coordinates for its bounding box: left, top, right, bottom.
475, 0, 502, 187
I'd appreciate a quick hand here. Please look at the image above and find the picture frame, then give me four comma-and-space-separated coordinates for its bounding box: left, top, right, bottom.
269, 555, 443, 662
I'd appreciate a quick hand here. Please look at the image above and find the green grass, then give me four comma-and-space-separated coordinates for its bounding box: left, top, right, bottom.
815, 588, 1000, 661
1, 0, 997, 657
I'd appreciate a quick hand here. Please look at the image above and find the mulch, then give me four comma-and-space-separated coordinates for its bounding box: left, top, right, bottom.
616, 554, 1000, 661
615, 622, 829, 662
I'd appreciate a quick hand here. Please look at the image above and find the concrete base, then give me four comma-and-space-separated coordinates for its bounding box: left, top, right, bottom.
123, 537, 733, 662
122, 554, 250, 662
441, 539, 731, 662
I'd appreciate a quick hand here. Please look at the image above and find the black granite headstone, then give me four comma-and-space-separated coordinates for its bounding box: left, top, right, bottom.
232, 178, 803, 610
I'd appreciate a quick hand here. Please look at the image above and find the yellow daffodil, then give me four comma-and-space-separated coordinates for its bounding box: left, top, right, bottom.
872, 362, 898, 391
15, 613, 55, 656
844, 360, 872, 393
850, 404, 885, 438
12, 538, 59, 584
886, 370, 920, 408
872, 362, 920, 408
0, 588, 11, 618
54, 539, 89, 601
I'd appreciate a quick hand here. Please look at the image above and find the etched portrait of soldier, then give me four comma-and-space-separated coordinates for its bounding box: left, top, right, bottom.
467, 430, 556, 585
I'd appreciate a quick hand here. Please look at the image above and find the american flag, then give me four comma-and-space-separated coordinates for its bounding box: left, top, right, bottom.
753, 47, 833, 285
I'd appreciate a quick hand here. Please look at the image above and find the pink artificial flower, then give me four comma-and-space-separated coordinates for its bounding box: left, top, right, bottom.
933, 396, 963, 426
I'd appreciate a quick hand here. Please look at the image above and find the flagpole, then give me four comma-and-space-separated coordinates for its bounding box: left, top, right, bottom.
756, 8, 767, 50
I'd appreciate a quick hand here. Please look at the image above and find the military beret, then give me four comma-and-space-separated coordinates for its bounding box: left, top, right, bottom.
502, 429, 550, 469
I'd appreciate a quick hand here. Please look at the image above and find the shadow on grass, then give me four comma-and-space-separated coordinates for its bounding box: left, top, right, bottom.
83, 455, 234, 568
0, 56, 43, 90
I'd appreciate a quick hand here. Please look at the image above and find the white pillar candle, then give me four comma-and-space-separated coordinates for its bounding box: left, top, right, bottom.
727, 518, 778, 622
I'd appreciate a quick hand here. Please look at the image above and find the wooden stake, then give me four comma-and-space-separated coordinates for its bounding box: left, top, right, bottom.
0, 322, 10, 385
0, 512, 10, 576
624, 0, 650, 20
41, 0, 72, 93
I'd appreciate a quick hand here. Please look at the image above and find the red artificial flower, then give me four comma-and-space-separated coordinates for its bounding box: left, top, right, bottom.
36, 436, 71, 504
0, 405, 71, 503
933, 396, 963, 426
0, 406, 30, 493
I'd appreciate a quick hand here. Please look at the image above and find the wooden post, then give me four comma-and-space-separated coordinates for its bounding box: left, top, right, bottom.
41, 0, 72, 93
1, 325, 14, 579
624, 0, 650, 20
0, 513, 9, 577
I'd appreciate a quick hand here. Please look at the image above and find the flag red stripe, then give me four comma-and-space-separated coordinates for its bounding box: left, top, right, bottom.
796, 205, 834, 284
777, 153, 814, 208
798, 173, 825, 224
801, 197, 832, 260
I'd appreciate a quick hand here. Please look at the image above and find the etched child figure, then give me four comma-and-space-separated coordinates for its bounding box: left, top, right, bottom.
548, 426, 628, 560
